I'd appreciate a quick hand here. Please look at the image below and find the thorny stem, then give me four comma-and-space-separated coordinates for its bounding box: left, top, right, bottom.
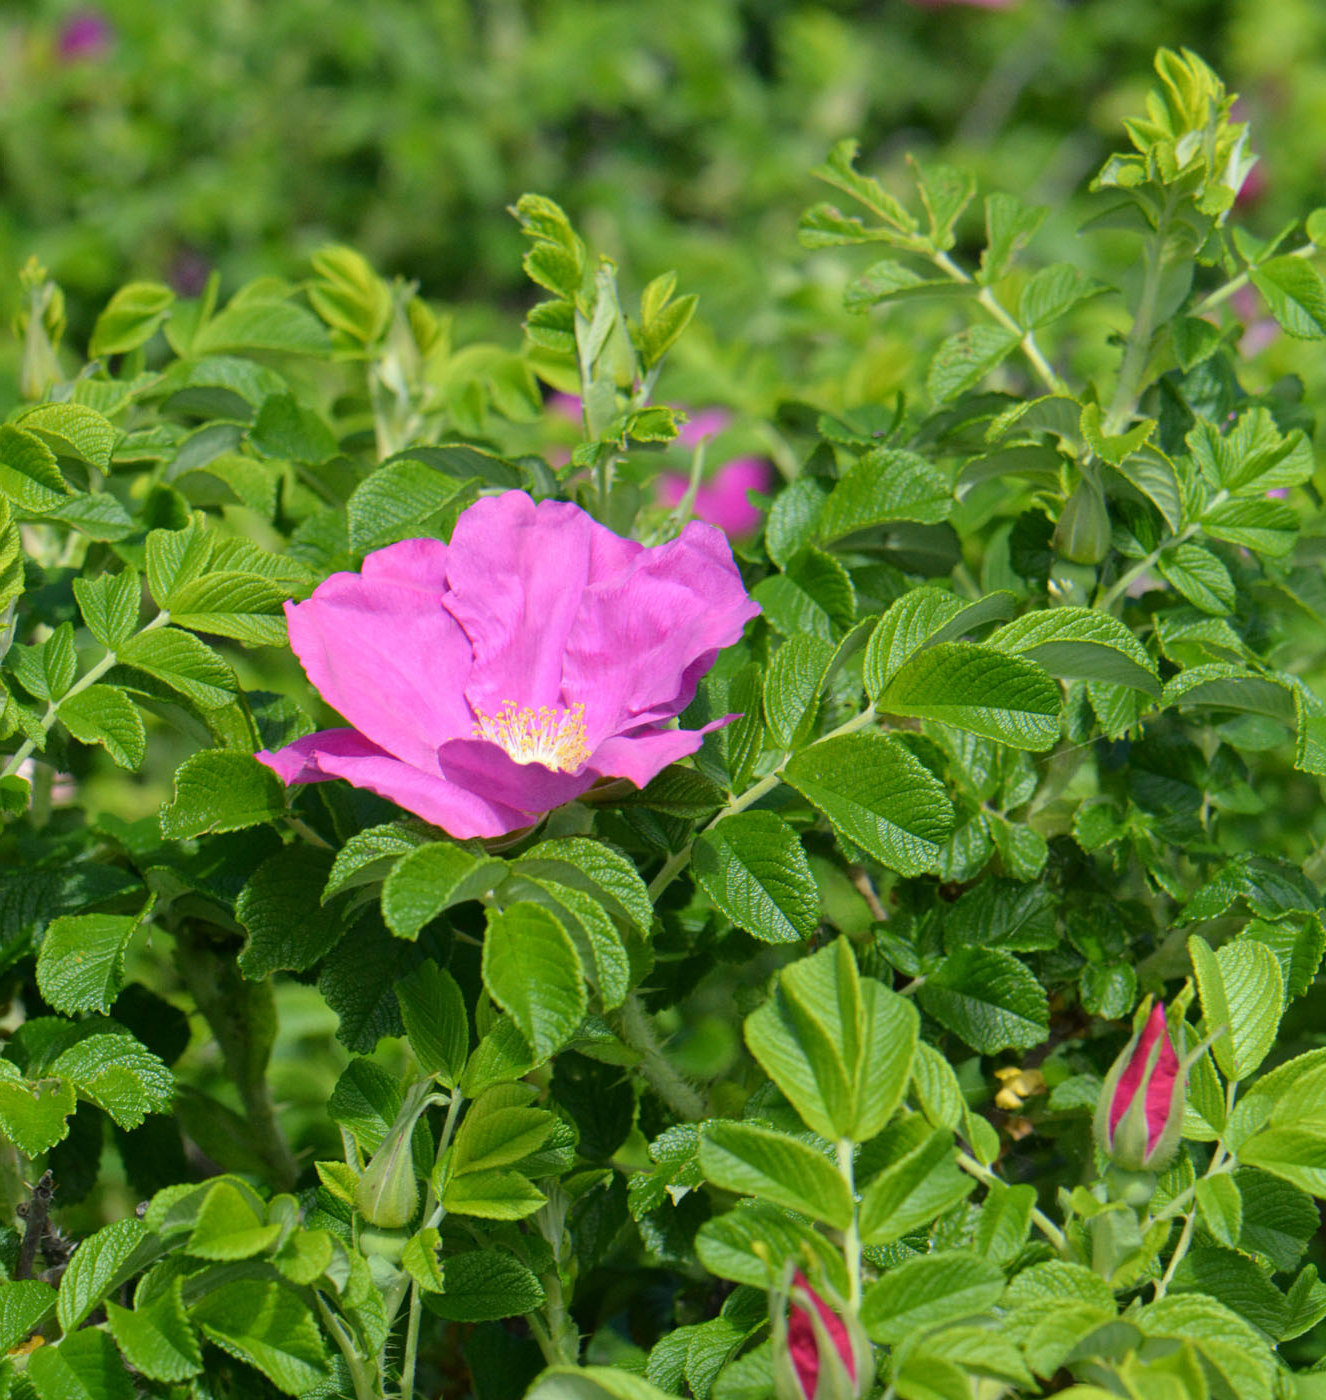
931, 251, 1070, 397
0, 609, 172, 783
955, 1149, 1067, 1255
646, 705, 880, 902
1102, 203, 1172, 437
317, 1295, 378, 1400
617, 993, 705, 1122
15, 1170, 54, 1281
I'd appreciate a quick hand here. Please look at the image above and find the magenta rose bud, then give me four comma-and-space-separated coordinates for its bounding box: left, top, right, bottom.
1093, 1001, 1185, 1174
257, 491, 759, 839
773, 1272, 870, 1400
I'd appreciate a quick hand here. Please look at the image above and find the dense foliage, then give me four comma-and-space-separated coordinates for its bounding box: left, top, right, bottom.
4, 30, 1326, 1400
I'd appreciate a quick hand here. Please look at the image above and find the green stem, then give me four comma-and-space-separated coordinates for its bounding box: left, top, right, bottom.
616, 993, 705, 1122
932, 251, 1070, 397
647, 705, 879, 902
837, 1138, 862, 1312
317, 1295, 378, 1400
955, 1149, 1067, 1254
395, 1089, 464, 1400
1102, 207, 1170, 437
1, 609, 171, 782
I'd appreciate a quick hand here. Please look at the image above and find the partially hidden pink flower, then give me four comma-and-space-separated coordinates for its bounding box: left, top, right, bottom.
57, 10, 113, 60
788, 1272, 856, 1398
257, 491, 758, 838
659, 457, 774, 539
1093, 1000, 1185, 1173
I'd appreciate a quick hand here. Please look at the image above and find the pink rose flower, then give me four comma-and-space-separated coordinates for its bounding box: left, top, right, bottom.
57, 10, 113, 60
1093, 1001, 1185, 1173
257, 491, 758, 838
659, 457, 774, 539
787, 1272, 857, 1399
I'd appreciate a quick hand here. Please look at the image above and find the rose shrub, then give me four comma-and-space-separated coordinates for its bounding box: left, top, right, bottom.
4, 38, 1326, 1400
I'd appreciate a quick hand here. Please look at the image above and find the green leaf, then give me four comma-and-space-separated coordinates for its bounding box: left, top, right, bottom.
981, 193, 1047, 282
927, 326, 1020, 403
164, 571, 292, 646
1019, 264, 1104, 328
698, 1120, 853, 1228
861, 1251, 1005, 1344
988, 607, 1159, 696
1187, 410, 1314, 494
37, 905, 152, 1015
401, 1228, 447, 1293
426, 1249, 545, 1322
1196, 1174, 1243, 1248
192, 297, 333, 357
693, 811, 819, 945
1251, 255, 1326, 338
57, 1218, 156, 1332
0, 1062, 77, 1155
752, 549, 856, 641
449, 1086, 553, 1177
114, 627, 238, 714
323, 822, 432, 901
20, 404, 118, 472
918, 948, 1050, 1052
0, 1280, 57, 1352
481, 903, 585, 1060
1240, 1127, 1326, 1198
864, 588, 1016, 695
744, 939, 917, 1142
249, 391, 338, 464
236, 847, 345, 977
159, 751, 286, 839
191, 1280, 330, 1396
858, 1128, 975, 1244
73, 568, 140, 649
1157, 543, 1236, 614
513, 877, 630, 1011
974, 1181, 1037, 1261
57, 685, 146, 769
696, 1203, 848, 1294
0, 425, 71, 511
784, 732, 954, 876
763, 635, 836, 747
50, 1031, 173, 1129
381, 843, 507, 940
27, 1327, 135, 1400
347, 460, 468, 554
526, 1369, 677, 1400
106, 1278, 202, 1383
516, 838, 652, 934
1188, 934, 1283, 1080
880, 643, 1061, 750
1200, 497, 1297, 557
843, 260, 972, 311
397, 961, 468, 1087
90, 282, 174, 357
816, 449, 953, 542
442, 1169, 547, 1220
1135, 1294, 1276, 1398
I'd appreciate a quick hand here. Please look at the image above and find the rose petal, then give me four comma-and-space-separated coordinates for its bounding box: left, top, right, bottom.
585, 716, 734, 789
436, 737, 597, 813
284, 572, 475, 772
563, 520, 759, 749
258, 728, 533, 838
443, 492, 603, 713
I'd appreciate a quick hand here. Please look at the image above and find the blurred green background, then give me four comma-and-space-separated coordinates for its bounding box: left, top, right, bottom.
3, 0, 1324, 384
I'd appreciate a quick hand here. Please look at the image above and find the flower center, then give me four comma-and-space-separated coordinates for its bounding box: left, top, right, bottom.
472, 700, 590, 773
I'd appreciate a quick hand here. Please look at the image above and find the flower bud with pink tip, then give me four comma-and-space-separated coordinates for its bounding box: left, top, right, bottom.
771, 1271, 872, 1400
1093, 1000, 1185, 1174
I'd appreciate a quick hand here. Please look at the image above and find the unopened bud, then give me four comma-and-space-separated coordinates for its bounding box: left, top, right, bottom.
1093, 1000, 1185, 1174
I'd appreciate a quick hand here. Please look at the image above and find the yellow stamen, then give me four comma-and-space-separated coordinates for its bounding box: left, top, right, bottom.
472, 699, 590, 773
